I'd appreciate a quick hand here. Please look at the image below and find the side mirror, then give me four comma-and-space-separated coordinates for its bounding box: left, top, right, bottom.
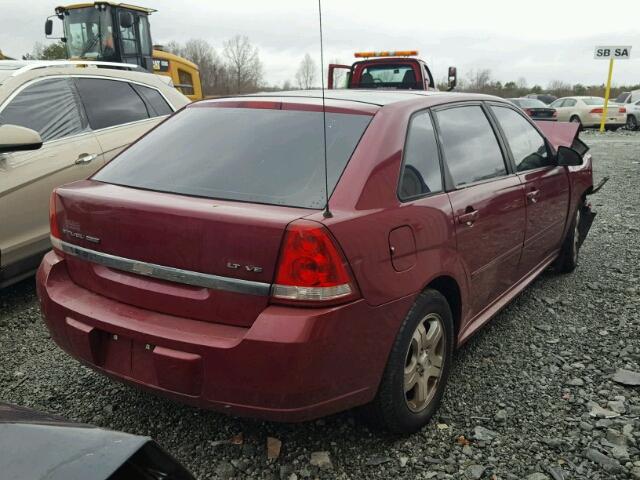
119, 11, 134, 29
0, 125, 43, 154
557, 145, 583, 167
447, 66, 457, 91
45, 19, 53, 36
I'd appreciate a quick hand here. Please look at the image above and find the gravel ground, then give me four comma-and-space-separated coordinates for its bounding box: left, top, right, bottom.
1, 130, 639, 480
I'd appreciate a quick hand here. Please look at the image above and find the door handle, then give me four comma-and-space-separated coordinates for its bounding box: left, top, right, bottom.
526, 189, 541, 204
457, 209, 479, 226
75, 153, 97, 165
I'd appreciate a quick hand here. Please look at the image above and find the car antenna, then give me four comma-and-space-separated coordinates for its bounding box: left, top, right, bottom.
318, 0, 332, 218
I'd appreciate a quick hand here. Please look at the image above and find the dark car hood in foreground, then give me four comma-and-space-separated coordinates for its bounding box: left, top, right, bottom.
0, 403, 194, 480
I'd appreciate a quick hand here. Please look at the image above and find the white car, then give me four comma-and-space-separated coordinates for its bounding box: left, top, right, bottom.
625, 99, 640, 130
550, 96, 626, 129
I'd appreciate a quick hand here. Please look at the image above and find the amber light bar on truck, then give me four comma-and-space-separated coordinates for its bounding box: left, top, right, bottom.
354, 50, 419, 58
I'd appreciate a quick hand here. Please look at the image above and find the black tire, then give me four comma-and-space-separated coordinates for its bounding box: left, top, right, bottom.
362, 289, 454, 434
627, 115, 638, 131
555, 202, 583, 273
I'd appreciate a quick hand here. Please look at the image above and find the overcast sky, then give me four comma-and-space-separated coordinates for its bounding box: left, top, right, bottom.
2, 0, 638, 88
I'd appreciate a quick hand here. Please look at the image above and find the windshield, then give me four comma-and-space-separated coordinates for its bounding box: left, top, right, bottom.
94, 107, 373, 209
63, 7, 115, 61
357, 64, 418, 89
582, 97, 605, 106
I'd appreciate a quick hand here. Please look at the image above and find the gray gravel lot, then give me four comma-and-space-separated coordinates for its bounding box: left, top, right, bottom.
1, 131, 639, 480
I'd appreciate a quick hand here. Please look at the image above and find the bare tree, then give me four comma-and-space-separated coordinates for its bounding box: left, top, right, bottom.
295, 53, 317, 89
223, 35, 263, 94
465, 69, 492, 92
282, 79, 293, 91
182, 39, 227, 95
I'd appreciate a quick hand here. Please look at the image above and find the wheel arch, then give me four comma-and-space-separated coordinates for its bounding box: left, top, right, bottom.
424, 275, 462, 341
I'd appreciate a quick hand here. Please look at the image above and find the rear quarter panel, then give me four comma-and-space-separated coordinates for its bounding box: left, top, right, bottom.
318, 101, 467, 309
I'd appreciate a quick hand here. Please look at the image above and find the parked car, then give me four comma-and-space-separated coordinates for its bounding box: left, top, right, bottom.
509, 98, 556, 121
611, 90, 640, 105
0, 403, 195, 480
526, 93, 557, 105
37, 90, 596, 433
625, 99, 640, 130
549, 96, 626, 129
0, 61, 189, 288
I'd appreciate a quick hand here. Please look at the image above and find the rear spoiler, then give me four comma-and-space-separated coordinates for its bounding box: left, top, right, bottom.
535, 121, 589, 155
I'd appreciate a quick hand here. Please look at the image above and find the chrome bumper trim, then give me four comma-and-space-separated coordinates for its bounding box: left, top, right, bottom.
51, 236, 271, 296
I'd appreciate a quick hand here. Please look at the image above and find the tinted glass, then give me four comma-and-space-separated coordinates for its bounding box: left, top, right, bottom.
564, 99, 577, 107
94, 107, 372, 208
76, 78, 149, 129
0, 78, 87, 142
400, 112, 442, 199
550, 99, 564, 107
492, 106, 552, 172
132, 84, 173, 116
435, 106, 506, 187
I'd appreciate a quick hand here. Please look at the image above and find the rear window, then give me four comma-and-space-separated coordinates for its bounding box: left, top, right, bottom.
582, 97, 605, 106
93, 106, 372, 208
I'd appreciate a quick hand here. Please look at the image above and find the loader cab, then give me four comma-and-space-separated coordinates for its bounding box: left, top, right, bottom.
328, 50, 457, 91
48, 2, 154, 71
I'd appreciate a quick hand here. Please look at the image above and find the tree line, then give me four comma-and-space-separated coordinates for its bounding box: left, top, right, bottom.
22, 40, 640, 98
441, 68, 640, 100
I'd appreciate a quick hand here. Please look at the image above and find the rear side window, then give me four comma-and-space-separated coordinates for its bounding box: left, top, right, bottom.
94, 107, 372, 208
492, 106, 552, 172
435, 106, 506, 187
131, 84, 173, 116
399, 112, 442, 199
564, 99, 577, 107
75, 78, 149, 130
0, 78, 87, 142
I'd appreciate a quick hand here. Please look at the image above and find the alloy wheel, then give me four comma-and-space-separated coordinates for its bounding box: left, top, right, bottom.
404, 313, 445, 412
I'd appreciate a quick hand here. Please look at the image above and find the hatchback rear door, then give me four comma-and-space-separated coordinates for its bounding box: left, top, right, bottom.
54, 101, 373, 327
433, 104, 526, 324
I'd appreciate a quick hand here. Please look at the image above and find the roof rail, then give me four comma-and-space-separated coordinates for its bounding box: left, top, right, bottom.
10, 61, 145, 77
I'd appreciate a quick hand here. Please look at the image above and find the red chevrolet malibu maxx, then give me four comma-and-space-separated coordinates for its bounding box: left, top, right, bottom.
37, 90, 596, 433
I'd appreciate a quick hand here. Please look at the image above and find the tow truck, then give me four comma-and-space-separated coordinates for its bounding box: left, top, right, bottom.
44, 2, 203, 100
328, 50, 457, 91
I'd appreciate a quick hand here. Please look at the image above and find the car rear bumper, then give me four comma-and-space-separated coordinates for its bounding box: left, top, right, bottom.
37, 251, 414, 422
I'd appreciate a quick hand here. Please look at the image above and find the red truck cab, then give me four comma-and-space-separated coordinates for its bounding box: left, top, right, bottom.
328, 50, 456, 91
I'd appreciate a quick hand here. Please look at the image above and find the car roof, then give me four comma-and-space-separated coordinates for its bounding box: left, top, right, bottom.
0, 60, 189, 107
0, 60, 172, 89
239, 89, 506, 108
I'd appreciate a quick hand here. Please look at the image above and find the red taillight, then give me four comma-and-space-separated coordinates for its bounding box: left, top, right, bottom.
552, 110, 557, 117
271, 220, 358, 305
590, 108, 604, 114
619, 107, 626, 113
524, 108, 533, 116
49, 190, 61, 239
